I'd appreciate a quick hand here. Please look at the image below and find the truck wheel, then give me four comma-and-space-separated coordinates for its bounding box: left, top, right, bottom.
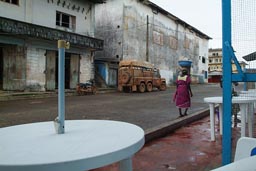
121, 72, 130, 84
92, 87, 97, 95
160, 83, 166, 91
138, 83, 146, 93
146, 82, 153, 92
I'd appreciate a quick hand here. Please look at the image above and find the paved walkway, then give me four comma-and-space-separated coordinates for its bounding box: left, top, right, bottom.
92, 115, 245, 171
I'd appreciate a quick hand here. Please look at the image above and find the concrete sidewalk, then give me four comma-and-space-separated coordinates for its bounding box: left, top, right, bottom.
92, 115, 245, 171
0, 87, 117, 101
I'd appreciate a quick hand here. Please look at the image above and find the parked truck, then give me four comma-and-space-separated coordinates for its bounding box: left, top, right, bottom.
118, 60, 167, 93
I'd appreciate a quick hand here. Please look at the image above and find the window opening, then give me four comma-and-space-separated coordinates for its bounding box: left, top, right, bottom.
56, 11, 76, 30
0, 0, 19, 5
202, 57, 206, 63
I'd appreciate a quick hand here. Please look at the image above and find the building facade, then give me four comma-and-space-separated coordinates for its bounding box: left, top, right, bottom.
208, 48, 247, 83
0, 0, 104, 91
94, 0, 211, 86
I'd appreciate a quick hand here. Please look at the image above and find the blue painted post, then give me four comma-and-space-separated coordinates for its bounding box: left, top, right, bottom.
243, 68, 247, 90
222, 0, 232, 165
57, 40, 66, 134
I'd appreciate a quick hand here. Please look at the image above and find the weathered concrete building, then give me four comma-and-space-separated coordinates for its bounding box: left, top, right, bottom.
0, 0, 104, 91
94, 0, 211, 86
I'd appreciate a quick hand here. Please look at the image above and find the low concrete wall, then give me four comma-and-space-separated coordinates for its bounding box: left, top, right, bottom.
145, 108, 209, 143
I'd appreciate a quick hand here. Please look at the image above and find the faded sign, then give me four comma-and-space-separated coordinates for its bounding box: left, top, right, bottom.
153, 31, 163, 46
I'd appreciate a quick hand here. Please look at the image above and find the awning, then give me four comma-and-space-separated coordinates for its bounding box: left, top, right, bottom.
243, 51, 256, 61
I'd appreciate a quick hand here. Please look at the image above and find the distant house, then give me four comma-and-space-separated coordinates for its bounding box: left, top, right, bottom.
0, 0, 104, 91
208, 48, 247, 83
94, 0, 211, 86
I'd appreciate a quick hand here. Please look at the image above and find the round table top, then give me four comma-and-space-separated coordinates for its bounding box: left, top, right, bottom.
240, 90, 256, 94
240, 90, 249, 94
204, 96, 256, 104
239, 93, 256, 97
0, 120, 145, 171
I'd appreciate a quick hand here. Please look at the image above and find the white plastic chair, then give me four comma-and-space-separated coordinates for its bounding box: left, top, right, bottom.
234, 137, 256, 162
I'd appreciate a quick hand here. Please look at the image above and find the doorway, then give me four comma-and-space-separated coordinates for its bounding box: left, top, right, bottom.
55, 53, 71, 89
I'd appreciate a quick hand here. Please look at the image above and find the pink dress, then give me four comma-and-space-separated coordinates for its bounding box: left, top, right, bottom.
173, 75, 191, 108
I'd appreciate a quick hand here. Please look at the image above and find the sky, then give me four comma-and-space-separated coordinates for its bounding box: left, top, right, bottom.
150, 0, 222, 49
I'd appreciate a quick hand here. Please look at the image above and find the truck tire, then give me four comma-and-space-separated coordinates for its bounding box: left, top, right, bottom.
160, 83, 167, 91
121, 72, 130, 84
92, 87, 97, 95
146, 82, 153, 92
138, 83, 146, 93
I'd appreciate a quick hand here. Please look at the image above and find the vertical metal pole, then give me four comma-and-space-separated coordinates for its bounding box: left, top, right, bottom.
57, 40, 66, 134
146, 15, 149, 62
222, 0, 232, 165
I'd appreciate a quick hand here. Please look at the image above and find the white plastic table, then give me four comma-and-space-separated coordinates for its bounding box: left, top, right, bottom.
204, 96, 256, 141
240, 90, 256, 94
0, 120, 145, 171
239, 93, 256, 97
211, 155, 256, 171
239, 93, 256, 111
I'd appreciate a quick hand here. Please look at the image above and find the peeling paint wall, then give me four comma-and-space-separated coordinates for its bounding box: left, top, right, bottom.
122, 3, 148, 61
198, 39, 209, 83
95, 0, 124, 61
79, 52, 94, 83
26, 47, 46, 91
95, 0, 210, 84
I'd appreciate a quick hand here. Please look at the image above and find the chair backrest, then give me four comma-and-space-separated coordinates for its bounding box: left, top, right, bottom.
234, 137, 256, 161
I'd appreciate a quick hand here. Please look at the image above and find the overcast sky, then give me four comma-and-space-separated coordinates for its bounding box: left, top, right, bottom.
150, 0, 222, 49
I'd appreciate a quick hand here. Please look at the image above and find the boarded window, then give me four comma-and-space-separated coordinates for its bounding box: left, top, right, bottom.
153, 31, 163, 45
170, 36, 178, 50
183, 37, 191, 49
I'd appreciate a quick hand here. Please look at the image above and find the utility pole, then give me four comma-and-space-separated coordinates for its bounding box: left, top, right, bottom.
54, 40, 70, 134
146, 15, 149, 62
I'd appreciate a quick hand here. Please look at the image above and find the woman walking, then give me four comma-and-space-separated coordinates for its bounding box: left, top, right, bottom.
173, 69, 193, 117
